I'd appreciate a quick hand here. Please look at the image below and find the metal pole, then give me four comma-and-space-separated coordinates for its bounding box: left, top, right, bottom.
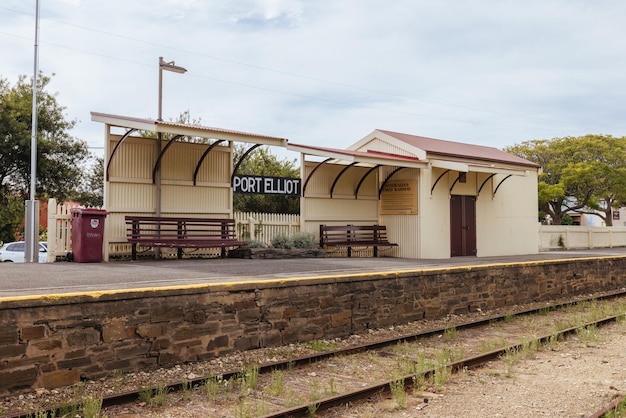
25, 0, 40, 263
154, 57, 186, 260
155, 57, 163, 259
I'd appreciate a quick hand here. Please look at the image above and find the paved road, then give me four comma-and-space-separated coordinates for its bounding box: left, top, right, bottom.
1, 248, 626, 298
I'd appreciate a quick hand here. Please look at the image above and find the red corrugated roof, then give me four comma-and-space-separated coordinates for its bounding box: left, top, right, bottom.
377, 129, 540, 168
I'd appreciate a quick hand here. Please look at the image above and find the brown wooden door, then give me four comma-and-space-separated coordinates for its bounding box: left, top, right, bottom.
450, 195, 477, 256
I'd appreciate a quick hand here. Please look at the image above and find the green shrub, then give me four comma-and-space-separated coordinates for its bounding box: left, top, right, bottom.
246, 239, 267, 248
291, 232, 316, 249
271, 232, 316, 249
271, 233, 294, 249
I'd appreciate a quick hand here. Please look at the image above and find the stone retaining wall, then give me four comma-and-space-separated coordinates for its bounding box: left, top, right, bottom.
1, 256, 626, 394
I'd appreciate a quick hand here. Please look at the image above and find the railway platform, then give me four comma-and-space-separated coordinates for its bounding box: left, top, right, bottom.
1, 247, 626, 299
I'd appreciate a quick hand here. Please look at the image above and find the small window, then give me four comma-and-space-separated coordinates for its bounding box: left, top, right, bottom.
8, 243, 25, 252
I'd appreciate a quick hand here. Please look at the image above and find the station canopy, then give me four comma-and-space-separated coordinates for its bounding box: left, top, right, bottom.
91, 112, 289, 147
287, 142, 428, 169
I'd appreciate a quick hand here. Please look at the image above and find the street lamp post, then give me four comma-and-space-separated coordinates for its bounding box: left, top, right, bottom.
158, 57, 187, 123
155, 57, 186, 259
25, 0, 40, 263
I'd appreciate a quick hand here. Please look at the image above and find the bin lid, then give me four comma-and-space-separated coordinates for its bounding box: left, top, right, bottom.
70, 208, 108, 216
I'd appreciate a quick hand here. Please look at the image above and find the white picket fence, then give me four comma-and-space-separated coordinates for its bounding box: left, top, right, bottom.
46, 198, 81, 262
233, 211, 300, 244
50, 198, 626, 260
46, 199, 301, 260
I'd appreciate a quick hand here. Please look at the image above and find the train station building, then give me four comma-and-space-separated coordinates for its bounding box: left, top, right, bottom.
91, 112, 540, 260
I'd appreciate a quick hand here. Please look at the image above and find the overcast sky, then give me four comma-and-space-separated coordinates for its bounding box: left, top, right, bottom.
2, 0, 626, 160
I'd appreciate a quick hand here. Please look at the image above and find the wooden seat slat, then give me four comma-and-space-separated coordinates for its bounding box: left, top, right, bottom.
125, 216, 247, 260
319, 224, 397, 257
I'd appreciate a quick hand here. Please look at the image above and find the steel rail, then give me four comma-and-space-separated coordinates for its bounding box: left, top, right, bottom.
587, 393, 626, 418
260, 314, 626, 418
3, 289, 625, 418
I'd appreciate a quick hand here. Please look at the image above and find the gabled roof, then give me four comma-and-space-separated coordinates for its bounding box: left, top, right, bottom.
287, 142, 428, 168
352, 129, 540, 169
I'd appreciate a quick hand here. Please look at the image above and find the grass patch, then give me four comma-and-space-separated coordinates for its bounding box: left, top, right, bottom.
265, 369, 285, 396
239, 363, 260, 393
389, 377, 406, 409
82, 395, 104, 418
304, 339, 340, 352
443, 326, 458, 340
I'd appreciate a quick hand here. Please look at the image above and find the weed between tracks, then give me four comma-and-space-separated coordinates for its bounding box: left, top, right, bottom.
11, 296, 626, 418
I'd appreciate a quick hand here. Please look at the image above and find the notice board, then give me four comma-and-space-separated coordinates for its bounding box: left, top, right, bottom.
380, 180, 418, 215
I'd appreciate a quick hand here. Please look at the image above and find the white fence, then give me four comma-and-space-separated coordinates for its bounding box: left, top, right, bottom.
46, 198, 80, 262
538, 225, 626, 251
46, 199, 301, 259
233, 212, 300, 245
48, 198, 626, 260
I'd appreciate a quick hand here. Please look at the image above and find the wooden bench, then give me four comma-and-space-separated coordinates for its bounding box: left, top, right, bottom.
319, 224, 397, 257
125, 216, 247, 260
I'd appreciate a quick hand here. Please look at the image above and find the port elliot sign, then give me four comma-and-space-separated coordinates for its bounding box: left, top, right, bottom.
233, 174, 301, 196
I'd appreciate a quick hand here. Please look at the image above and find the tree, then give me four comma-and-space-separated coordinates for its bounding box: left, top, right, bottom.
72, 157, 104, 207
0, 194, 23, 244
0, 73, 89, 201
0, 73, 89, 242
233, 145, 300, 214
506, 135, 626, 225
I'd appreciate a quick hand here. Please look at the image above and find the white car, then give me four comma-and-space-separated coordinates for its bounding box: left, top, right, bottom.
0, 241, 48, 263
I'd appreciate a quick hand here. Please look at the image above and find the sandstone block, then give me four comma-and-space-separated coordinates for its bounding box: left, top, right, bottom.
0, 344, 26, 358
102, 321, 129, 342
39, 370, 80, 389
22, 325, 45, 340
137, 323, 165, 338
0, 326, 19, 345
0, 367, 38, 392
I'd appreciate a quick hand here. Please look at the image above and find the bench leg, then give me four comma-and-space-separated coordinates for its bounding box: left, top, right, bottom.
177, 248, 183, 259
131, 243, 137, 261
221, 247, 226, 258
373, 246, 378, 257
347, 247, 352, 257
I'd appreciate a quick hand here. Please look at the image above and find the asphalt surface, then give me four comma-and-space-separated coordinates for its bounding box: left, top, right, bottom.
2, 248, 626, 298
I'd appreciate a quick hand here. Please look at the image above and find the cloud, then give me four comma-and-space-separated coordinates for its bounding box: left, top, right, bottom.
224, 0, 303, 29
1, 0, 626, 158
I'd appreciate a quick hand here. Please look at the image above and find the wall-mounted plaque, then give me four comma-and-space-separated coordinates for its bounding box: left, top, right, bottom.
380, 180, 418, 215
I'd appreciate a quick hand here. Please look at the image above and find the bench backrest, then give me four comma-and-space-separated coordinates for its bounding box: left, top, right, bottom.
319, 224, 389, 246
125, 216, 238, 240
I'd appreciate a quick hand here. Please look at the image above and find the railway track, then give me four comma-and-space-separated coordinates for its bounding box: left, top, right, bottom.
3, 289, 626, 418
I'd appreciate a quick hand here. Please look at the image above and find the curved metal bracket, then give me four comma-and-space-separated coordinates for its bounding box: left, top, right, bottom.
231, 144, 262, 184
477, 173, 496, 195
494, 174, 512, 195
378, 167, 406, 198
193, 139, 226, 186
449, 173, 463, 194
330, 162, 357, 198
302, 158, 331, 197
430, 169, 450, 194
354, 165, 380, 199
152, 135, 184, 183
105, 128, 137, 181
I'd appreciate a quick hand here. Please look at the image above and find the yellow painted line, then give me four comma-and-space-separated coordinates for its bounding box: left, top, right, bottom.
1, 254, 624, 304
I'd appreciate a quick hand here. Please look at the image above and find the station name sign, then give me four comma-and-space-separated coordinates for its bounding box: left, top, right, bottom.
233, 175, 301, 196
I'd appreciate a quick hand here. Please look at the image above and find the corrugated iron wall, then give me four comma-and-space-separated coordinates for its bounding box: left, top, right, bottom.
105, 135, 233, 257
301, 162, 379, 239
